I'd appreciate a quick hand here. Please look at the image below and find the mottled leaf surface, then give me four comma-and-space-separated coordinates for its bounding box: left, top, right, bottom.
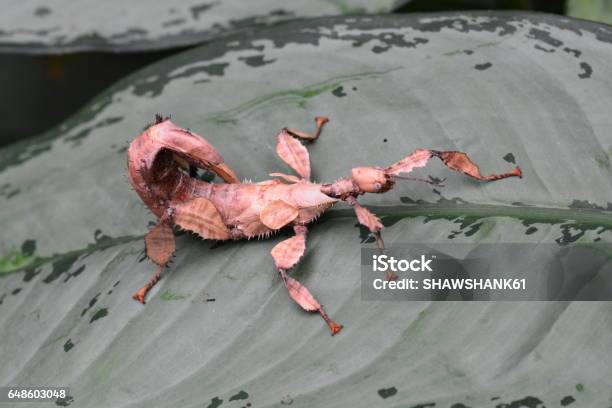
0, 0, 409, 53
1, 12, 612, 408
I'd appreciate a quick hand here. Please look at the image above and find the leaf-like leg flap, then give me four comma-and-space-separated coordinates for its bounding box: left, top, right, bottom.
345, 196, 396, 280
276, 130, 311, 179
279, 269, 342, 336
260, 199, 299, 230
172, 197, 231, 240
345, 196, 384, 249
431, 150, 522, 181
271, 229, 307, 270
275, 116, 329, 180
279, 272, 342, 336
144, 221, 176, 266
282, 272, 319, 311
385, 149, 521, 182
386, 148, 433, 176
272, 225, 342, 335
133, 221, 176, 304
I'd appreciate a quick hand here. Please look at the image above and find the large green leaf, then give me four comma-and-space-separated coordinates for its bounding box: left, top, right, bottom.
1, 12, 611, 407
0, 0, 408, 54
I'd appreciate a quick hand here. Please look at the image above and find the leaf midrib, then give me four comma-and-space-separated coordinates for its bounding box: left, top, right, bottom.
1, 203, 610, 278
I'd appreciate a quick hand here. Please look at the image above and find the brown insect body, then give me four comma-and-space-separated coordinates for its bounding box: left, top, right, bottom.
127, 115, 522, 335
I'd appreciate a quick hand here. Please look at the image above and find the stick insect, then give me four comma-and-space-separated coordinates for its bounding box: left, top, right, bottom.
127, 115, 521, 335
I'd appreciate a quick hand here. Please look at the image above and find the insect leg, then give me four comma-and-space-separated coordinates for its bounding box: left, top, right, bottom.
275, 117, 329, 180
284, 116, 329, 141
271, 224, 343, 336
430, 150, 522, 180
133, 220, 176, 304
132, 266, 164, 304
344, 195, 397, 281
386, 149, 522, 181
